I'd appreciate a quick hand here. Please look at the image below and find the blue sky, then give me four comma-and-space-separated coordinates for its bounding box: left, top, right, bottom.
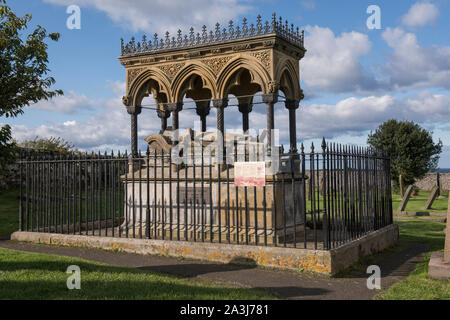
3, 0, 450, 166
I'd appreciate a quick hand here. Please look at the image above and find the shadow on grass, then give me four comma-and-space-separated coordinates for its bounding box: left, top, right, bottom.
0, 258, 273, 300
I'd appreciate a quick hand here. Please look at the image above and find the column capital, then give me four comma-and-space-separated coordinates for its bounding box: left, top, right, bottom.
157, 108, 170, 119
166, 102, 183, 112
238, 103, 253, 114
196, 103, 211, 117
284, 99, 300, 110
212, 98, 228, 109
122, 95, 132, 106
126, 105, 142, 115
262, 93, 278, 104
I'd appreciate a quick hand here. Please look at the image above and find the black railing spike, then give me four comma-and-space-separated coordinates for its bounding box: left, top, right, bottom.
321, 137, 326, 151
311, 141, 315, 153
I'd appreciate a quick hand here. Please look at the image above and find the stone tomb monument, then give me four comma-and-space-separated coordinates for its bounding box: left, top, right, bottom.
120, 129, 305, 244
118, 13, 307, 244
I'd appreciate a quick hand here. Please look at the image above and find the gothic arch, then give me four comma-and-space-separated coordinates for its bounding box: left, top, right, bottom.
171, 63, 217, 102
275, 58, 301, 100
216, 55, 271, 98
128, 68, 172, 106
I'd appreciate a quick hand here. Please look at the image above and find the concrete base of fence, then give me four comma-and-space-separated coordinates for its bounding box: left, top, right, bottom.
10, 224, 398, 274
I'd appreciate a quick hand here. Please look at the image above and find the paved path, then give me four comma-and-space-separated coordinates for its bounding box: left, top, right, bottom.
0, 240, 428, 300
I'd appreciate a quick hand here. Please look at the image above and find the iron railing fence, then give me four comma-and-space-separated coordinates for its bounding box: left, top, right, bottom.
17, 140, 392, 250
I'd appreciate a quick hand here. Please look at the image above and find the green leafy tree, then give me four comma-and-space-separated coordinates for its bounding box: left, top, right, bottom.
20, 136, 75, 153
0, 0, 62, 167
0, 124, 16, 175
367, 119, 442, 187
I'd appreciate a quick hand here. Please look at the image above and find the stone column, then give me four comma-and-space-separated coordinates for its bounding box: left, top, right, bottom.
166, 102, 183, 131
195, 100, 210, 132
212, 98, 228, 163
157, 108, 170, 133
262, 93, 278, 153
238, 102, 253, 133
285, 99, 300, 154
126, 105, 142, 157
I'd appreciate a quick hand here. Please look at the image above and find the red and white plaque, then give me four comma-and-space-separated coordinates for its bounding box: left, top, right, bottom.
234, 162, 266, 187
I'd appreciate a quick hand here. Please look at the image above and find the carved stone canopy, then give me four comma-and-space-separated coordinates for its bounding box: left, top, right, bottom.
119, 13, 306, 111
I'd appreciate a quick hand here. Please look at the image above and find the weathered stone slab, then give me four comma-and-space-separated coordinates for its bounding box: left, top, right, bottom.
428, 252, 450, 279
11, 224, 399, 275
398, 185, 414, 212
424, 186, 439, 210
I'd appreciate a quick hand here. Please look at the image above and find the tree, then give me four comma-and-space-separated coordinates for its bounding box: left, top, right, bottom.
0, 0, 62, 118
367, 119, 442, 187
0, 124, 16, 176
20, 136, 75, 153
0, 0, 62, 168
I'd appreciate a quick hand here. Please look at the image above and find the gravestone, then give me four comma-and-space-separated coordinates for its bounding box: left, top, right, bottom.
436, 172, 441, 197
424, 185, 439, 210
398, 185, 414, 212
399, 174, 404, 198
428, 191, 450, 279
444, 194, 450, 262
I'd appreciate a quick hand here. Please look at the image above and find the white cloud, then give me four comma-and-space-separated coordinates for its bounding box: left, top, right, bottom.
106, 81, 126, 97
382, 27, 450, 90
402, 2, 439, 27
43, 0, 253, 34
297, 91, 450, 139
300, 1, 316, 10
28, 90, 99, 114
301, 26, 378, 94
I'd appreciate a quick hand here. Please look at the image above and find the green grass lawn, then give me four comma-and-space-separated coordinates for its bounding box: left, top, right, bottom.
0, 247, 275, 300
392, 190, 449, 213
375, 220, 450, 300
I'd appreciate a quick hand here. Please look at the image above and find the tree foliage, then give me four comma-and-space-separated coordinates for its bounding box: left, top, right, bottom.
367, 119, 442, 186
0, 124, 16, 175
0, 0, 62, 118
0, 0, 63, 173
20, 136, 75, 153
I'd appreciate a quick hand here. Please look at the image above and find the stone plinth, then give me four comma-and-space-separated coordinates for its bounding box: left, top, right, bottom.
120, 161, 305, 245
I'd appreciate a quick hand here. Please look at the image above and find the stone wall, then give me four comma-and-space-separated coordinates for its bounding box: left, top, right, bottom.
304, 170, 450, 191
413, 173, 450, 191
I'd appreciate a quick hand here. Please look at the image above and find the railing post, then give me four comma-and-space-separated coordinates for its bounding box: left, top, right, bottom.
387, 151, 393, 224
19, 149, 23, 231
322, 138, 330, 250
